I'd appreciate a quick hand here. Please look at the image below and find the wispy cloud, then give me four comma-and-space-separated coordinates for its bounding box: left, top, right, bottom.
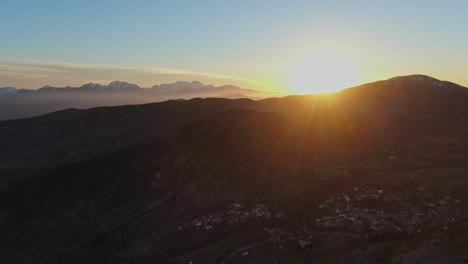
0, 60, 256, 89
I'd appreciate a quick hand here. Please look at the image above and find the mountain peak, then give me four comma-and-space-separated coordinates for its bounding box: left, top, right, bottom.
385, 74, 453, 90
0, 86, 18, 96
390, 74, 436, 82
106, 81, 140, 91
151, 81, 218, 92
38, 85, 59, 91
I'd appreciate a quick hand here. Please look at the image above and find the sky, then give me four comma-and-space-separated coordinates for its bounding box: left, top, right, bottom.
1, 0, 467, 93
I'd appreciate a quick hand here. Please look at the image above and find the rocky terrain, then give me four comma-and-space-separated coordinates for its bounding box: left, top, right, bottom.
0, 75, 468, 263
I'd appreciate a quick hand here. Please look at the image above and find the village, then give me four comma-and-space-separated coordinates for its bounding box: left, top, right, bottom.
315, 187, 462, 239
178, 186, 464, 252
179, 203, 276, 231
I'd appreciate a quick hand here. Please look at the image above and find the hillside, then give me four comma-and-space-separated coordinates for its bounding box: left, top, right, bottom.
0, 81, 268, 121
0, 75, 468, 263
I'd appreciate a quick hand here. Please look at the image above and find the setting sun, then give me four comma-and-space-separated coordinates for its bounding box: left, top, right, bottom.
284, 48, 364, 94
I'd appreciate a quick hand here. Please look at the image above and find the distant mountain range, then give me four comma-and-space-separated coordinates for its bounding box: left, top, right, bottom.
0, 81, 270, 120
0, 80, 262, 96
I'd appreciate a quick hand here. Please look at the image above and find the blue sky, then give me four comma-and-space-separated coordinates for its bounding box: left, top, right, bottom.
1, 0, 467, 92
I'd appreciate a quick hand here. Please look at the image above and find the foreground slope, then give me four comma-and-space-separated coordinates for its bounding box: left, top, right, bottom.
0, 75, 468, 263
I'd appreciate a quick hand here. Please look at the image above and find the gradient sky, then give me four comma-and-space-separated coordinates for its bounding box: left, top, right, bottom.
1, 0, 467, 93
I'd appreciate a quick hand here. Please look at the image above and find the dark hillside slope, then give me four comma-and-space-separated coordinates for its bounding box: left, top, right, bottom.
1, 75, 468, 263
0, 98, 257, 169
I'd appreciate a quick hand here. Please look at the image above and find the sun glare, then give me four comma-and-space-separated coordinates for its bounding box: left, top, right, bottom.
284, 48, 363, 94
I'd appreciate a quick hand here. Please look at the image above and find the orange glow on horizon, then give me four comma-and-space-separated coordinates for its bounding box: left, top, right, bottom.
281, 47, 365, 94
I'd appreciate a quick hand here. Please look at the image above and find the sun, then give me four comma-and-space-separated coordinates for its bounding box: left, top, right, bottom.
284, 48, 363, 94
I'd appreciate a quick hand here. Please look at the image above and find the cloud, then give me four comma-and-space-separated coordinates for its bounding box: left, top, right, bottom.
0, 60, 256, 89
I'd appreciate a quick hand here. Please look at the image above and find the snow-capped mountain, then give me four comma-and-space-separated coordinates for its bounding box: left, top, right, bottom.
389, 74, 449, 89
106, 81, 140, 91
0, 87, 18, 96
0, 80, 255, 95
150, 81, 214, 92
80, 82, 103, 90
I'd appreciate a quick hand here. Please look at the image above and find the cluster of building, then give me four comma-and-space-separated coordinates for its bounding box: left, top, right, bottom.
180, 203, 315, 248
178, 187, 463, 254
315, 187, 462, 238
179, 203, 275, 231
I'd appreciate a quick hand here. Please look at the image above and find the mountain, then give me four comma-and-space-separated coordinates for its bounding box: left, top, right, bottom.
150, 81, 210, 92
0, 87, 18, 96
0, 81, 259, 95
106, 81, 140, 91
0, 81, 269, 121
1, 75, 468, 263
38, 85, 61, 92
0, 80, 262, 95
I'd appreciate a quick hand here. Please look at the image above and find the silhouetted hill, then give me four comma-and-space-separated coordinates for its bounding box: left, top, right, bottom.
0, 75, 468, 263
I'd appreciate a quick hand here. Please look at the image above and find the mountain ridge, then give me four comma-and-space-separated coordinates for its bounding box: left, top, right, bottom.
2, 74, 466, 97
0, 80, 260, 95
0, 80, 269, 121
